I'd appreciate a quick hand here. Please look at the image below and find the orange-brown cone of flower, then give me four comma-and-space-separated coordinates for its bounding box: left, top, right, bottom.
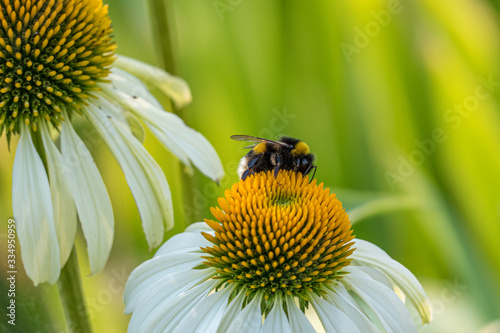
202, 170, 355, 299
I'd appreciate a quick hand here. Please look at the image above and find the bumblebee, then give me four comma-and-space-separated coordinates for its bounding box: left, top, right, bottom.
231, 135, 317, 181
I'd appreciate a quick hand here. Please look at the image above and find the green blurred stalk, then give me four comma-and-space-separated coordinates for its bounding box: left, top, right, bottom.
349, 195, 425, 224
148, 0, 200, 225
148, 0, 177, 75
57, 247, 93, 333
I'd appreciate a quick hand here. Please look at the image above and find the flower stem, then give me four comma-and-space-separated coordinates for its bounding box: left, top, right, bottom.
57, 246, 93, 333
149, 0, 177, 75
148, 0, 202, 224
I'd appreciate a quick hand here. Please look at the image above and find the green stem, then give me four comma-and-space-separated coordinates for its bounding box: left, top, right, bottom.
57, 246, 93, 333
148, 0, 202, 225
149, 0, 177, 76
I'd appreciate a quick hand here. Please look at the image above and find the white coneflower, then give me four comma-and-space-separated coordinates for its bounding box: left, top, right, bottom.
1, 0, 224, 285
124, 170, 432, 332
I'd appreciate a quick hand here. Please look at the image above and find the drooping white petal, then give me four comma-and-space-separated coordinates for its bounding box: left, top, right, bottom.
324, 283, 379, 332
173, 285, 235, 333
351, 266, 394, 290
101, 85, 224, 182
342, 267, 417, 333
309, 292, 361, 333
105, 69, 160, 143
128, 275, 217, 333
12, 127, 60, 285
85, 98, 174, 248
114, 55, 192, 108
262, 295, 291, 333
60, 120, 114, 274
154, 231, 212, 257
124, 252, 206, 312
224, 293, 263, 333
40, 124, 77, 267
125, 112, 146, 143
284, 296, 316, 333
108, 68, 163, 109
352, 239, 432, 323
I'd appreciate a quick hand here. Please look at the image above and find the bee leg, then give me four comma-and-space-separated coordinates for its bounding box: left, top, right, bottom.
242, 168, 251, 181
248, 153, 263, 168
302, 163, 311, 177
306, 165, 318, 183
274, 153, 282, 178
274, 165, 281, 178
242, 153, 263, 181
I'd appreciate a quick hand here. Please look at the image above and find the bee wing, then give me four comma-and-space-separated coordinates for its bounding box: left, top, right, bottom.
230, 135, 292, 148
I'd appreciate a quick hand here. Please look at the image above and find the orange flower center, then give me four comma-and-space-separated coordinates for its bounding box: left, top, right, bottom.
202, 170, 355, 299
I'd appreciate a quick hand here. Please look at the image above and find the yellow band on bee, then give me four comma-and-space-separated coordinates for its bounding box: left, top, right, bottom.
254, 142, 267, 154
292, 141, 310, 155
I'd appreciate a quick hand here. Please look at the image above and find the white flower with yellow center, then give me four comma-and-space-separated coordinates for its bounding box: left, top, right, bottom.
124, 170, 432, 332
1, 0, 224, 285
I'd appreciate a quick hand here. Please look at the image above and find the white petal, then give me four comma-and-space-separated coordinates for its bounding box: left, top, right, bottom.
309, 292, 361, 333
185, 221, 213, 233
40, 124, 77, 267
108, 68, 163, 109
114, 55, 192, 108
173, 285, 235, 333
324, 283, 379, 332
352, 238, 390, 258
262, 295, 291, 333
85, 98, 174, 248
157, 280, 220, 332
225, 293, 263, 333
352, 239, 432, 323
217, 288, 247, 333
60, 120, 114, 274
102, 85, 224, 182
12, 127, 60, 285
125, 112, 146, 143
124, 252, 206, 312
351, 266, 394, 290
154, 231, 212, 257
128, 275, 217, 332
343, 267, 417, 333
126, 267, 215, 316
284, 296, 316, 333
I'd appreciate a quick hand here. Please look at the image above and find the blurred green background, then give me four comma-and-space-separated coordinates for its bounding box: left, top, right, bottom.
1, 0, 500, 332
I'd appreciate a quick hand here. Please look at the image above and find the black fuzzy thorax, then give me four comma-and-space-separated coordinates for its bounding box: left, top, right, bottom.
242, 136, 315, 179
